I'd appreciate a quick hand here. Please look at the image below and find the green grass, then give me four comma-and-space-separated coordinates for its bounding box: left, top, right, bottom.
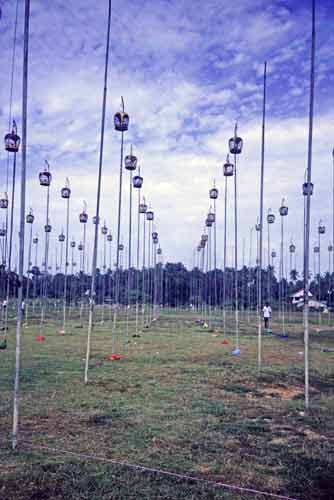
0, 308, 334, 499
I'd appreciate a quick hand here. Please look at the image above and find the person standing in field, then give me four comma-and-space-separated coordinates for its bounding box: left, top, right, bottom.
263, 302, 272, 330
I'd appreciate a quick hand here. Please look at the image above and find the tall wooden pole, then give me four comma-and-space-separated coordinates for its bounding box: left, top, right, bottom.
25, 216, 34, 324
223, 174, 227, 334
62, 180, 70, 334
141, 199, 146, 331
258, 61, 267, 371
135, 170, 141, 336
234, 146, 239, 350
332, 150, 334, 313
113, 98, 125, 332
85, 0, 112, 383
12, 0, 30, 450
304, 0, 316, 410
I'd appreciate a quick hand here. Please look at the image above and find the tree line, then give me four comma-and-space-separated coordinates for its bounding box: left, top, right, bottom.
0, 262, 333, 309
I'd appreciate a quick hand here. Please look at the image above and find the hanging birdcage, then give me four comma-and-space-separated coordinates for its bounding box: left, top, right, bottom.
45, 224, 52, 233
114, 99, 129, 131
314, 246, 320, 253
71, 240, 76, 248
101, 224, 108, 235
209, 187, 218, 199
146, 211, 154, 221
61, 178, 71, 199
59, 233, 65, 242
39, 161, 52, 187
202, 234, 208, 242
26, 210, 34, 224
318, 222, 325, 234
79, 212, 88, 223
107, 233, 112, 242
328, 244, 333, 252
79, 201, 88, 223
0, 228, 6, 237
33, 236, 38, 244
303, 182, 314, 196
197, 245, 201, 252
0, 192, 8, 209
119, 244, 124, 251
114, 111, 129, 132
289, 244, 296, 253
152, 231, 158, 240
267, 210, 275, 224
223, 155, 234, 176
139, 203, 148, 213
255, 223, 261, 231
279, 199, 288, 216
133, 175, 143, 188
4, 120, 20, 153
61, 185, 71, 199
93, 215, 100, 225
207, 212, 215, 224
153, 238, 158, 245
206, 219, 212, 227
229, 124, 243, 155
157, 248, 162, 255
125, 153, 137, 170
78, 243, 83, 251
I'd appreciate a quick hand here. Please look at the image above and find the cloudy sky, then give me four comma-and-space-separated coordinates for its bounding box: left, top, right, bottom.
0, 0, 333, 275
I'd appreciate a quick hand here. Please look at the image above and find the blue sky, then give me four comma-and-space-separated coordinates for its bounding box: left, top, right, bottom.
0, 0, 333, 274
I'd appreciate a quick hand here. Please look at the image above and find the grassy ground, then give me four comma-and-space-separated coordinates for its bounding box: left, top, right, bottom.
1, 307, 334, 499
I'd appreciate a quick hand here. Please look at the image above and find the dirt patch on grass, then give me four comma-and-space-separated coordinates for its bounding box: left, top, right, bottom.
263, 350, 302, 366
246, 384, 304, 401
303, 428, 327, 440
270, 436, 289, 445
261, 385, 304, 400
268, 423, 328, 448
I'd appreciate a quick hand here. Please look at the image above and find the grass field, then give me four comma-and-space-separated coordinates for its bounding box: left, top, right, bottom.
1, 308, 334, 499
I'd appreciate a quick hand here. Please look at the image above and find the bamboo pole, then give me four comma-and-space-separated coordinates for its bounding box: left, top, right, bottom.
12, 0, 30, 450
303, 0, 316, 410
85, 0, 112, 383
257, 61, 267, 371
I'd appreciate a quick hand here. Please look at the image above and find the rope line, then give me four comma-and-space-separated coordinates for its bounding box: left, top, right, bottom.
21, 442, 300, 500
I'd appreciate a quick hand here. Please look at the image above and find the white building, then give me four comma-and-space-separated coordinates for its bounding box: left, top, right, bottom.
290, 289, 312, 306
291, 289, 328, 313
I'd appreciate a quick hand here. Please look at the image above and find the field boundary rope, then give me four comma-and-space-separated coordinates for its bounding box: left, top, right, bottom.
20, 441, 301, 500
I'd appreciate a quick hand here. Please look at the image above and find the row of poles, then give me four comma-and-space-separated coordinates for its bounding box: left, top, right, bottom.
191, 0, 323, 413
2, 0, 165, 449
0, 0, 325, 450
0, 142, 167, 340
193, 208, 332, 332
